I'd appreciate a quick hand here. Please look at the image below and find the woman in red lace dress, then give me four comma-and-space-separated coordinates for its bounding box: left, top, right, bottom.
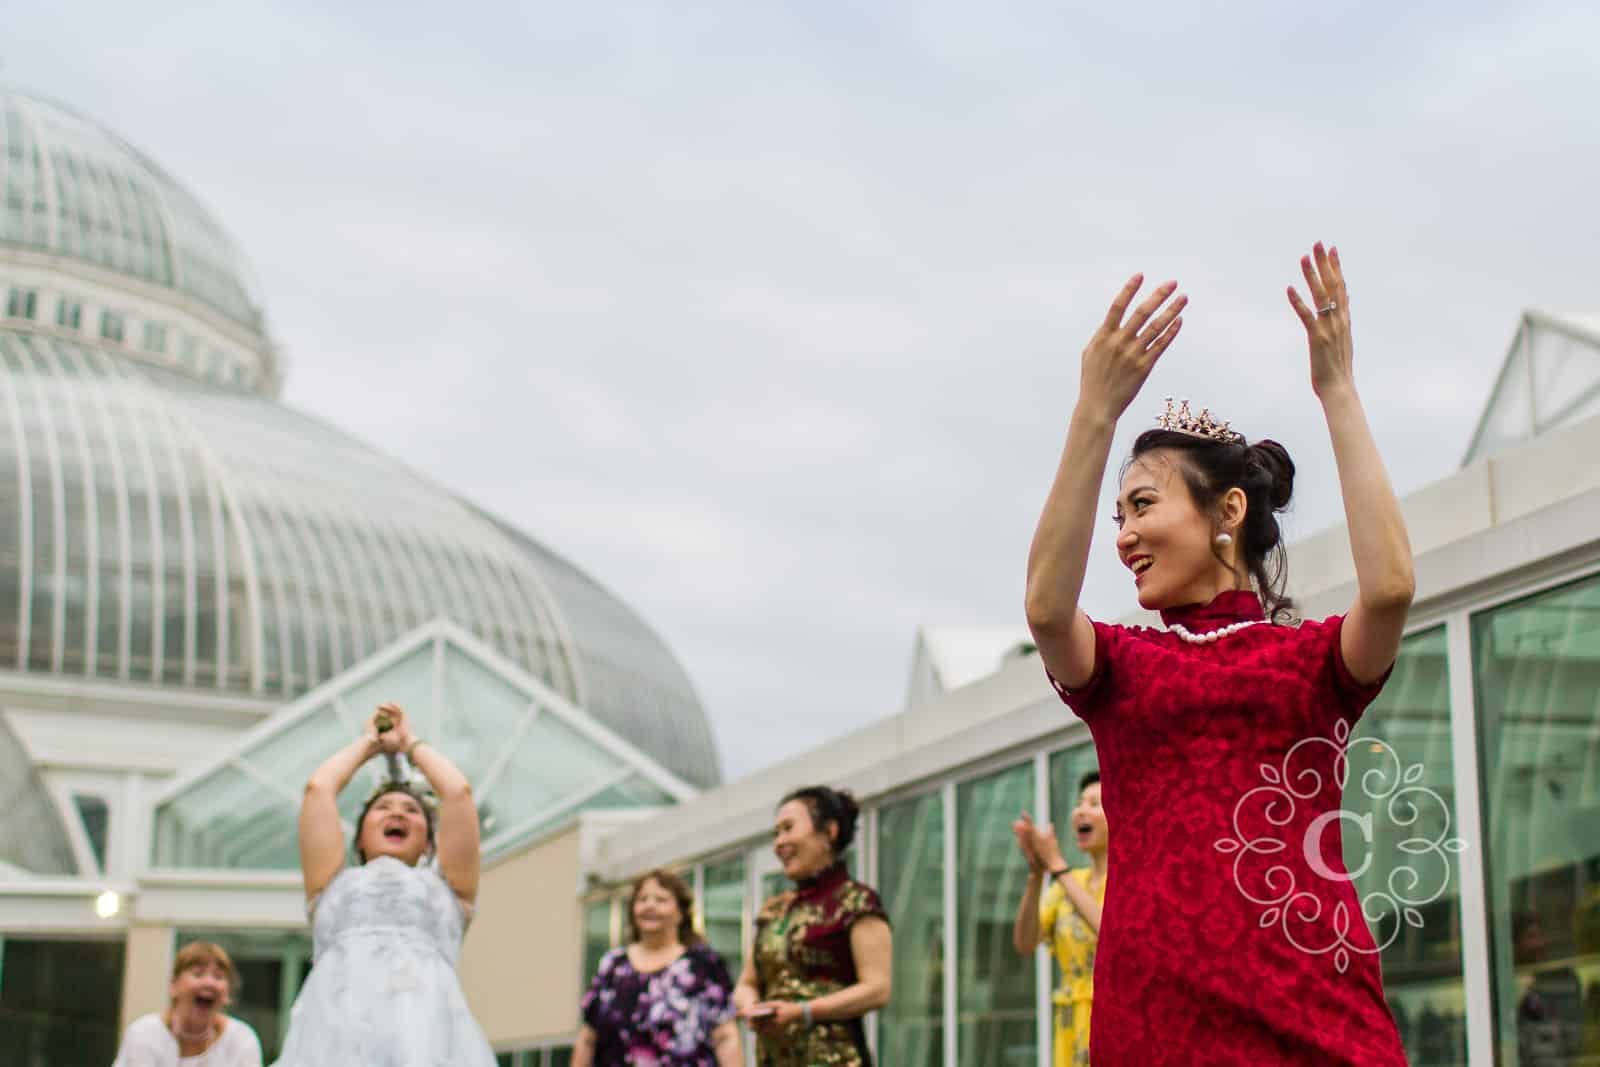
1024, 243, 1414, 1065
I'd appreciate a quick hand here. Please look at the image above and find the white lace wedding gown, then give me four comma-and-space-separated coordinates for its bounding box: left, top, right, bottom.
272, 856, 496, 1066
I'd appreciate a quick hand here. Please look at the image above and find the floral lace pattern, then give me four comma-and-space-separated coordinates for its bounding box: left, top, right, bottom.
271, 857, 495, 1066
1047, 590, 1409, 1066
580, 943, 734, 1065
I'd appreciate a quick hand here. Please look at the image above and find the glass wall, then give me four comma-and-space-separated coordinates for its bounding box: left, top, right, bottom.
877, 788, 945, 1067
702, 854, 746, 981
599, 570, 1600, 1067
1047, 745, 1100, 870
1342, 626, 1467, 1066
582, 895, 617, 989
1474, 574, 1600, 1066
957, 763, 1037, 1066
0, 937, 125, 1065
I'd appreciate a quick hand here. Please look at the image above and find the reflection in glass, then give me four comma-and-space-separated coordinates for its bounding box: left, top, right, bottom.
957, 763, 1036, 1065
876, 788, 944, 1067
1048, 745, 1100, 870
702, 854, 746, 982
73, 793, 111, 872
583, 896, 616, 989
1474, 575, 1600, 1066
1344, 626, 1466, 1066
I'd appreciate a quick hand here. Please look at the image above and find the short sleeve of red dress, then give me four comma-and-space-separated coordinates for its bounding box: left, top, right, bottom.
1292, 613, 1394, 729
1044, 618, 1126, 719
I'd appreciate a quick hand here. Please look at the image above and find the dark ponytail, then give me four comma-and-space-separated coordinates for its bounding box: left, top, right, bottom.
780, 785, 860, 854
1128, 429, 1298, 621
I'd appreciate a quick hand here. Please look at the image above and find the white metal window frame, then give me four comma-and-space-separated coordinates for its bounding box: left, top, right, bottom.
147, 618, 699, 874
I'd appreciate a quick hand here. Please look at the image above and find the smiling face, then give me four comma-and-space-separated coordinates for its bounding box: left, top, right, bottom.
1070, 782, 1107, 856
772, 798, 835, 882
169, 959, 231, 1018
357, 789, 431, 866
630, 877, 684, 945
1115, 450, 1243, 611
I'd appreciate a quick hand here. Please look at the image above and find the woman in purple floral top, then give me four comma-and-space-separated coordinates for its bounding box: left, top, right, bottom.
575, 869, 742, 1067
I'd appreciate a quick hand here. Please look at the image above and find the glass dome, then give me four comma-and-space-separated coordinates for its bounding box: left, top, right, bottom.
0, 91, 266, 333
0, 86, 722, 793
0, 330, 722, 788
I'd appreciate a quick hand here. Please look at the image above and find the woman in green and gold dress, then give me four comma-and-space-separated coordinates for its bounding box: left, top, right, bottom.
733, 786, 893, 1067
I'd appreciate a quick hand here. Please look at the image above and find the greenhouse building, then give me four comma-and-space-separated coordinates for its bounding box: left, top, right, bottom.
3, 86, 1600, 1067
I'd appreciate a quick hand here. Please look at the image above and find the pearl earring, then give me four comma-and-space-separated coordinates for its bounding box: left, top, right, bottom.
1214, 532, 1233, 547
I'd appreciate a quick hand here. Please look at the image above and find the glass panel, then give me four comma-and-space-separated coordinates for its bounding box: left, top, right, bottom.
1343, 627, 1467, 1066
0, 714, 77, 874
762, 870, 787, 903
0, 938, 124, 1064
1474, 573, 1600, 1067
153, 762, 298, 869
73, 793, 111, 872
245, 704, 358, 798
702, 854, 746, 981
496, 1055, 515, 1067
477, 711, 625, 839
438, 646, 541, 795
582, 896, 615, 988
957, 763, 1036, 1065
1529, 324, 1600, 431
1048, 745, 1101, 869
550, 1048, 573, 1067
877, 789, 945, 1067
1471, 331, 1535, 462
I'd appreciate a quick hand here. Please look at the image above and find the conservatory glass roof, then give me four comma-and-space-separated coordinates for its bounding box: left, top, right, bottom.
1462, 310, 1600, 465
150, 619, 695, 871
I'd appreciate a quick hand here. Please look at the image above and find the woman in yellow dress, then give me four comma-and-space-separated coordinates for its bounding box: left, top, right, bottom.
1012, 771, 1108, 1067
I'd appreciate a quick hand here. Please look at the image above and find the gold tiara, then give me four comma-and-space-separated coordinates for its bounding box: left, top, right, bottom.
1155, 397, 1244, 445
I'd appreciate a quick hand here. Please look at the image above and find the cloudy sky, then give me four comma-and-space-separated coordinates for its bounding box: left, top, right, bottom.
5, 1, 1596, 779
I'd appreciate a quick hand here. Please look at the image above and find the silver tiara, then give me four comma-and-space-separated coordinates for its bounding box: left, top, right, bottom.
1155, 397, 1244, 445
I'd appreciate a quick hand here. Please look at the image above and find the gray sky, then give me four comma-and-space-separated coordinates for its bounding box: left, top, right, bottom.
5, 1, 1597, 780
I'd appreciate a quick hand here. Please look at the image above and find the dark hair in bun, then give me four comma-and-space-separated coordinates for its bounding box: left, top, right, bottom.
1127, 429, 1298, 621
780, 785, 860, 854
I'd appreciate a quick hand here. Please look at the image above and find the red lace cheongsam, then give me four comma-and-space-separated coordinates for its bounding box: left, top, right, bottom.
1049, 590, 1409, 1066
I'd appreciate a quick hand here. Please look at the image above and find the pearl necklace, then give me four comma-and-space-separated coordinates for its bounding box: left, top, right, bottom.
1168, 619, 1263, 644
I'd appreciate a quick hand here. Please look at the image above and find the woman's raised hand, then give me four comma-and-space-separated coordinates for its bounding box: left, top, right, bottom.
1012, 813, 1046, 874
368, 703, 413, 754
1079, 274, 1186, 420
1029, 822, 1068, 874
1286, 242, 1355, 399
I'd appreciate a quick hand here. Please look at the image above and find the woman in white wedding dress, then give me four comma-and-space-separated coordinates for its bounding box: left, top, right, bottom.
272, 703, 496, 1066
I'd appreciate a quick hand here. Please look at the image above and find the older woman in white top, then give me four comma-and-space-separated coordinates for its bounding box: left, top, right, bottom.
111, 940, 263, 1066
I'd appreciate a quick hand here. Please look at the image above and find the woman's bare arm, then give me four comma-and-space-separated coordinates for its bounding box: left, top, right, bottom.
570, 1025, 597, 1067
300, 729, 380, 900
710, 1020, 742, 1067
809, 917, 893, 1018
1027, 276, 1185, 688
1287, 244, 1414, 683
1011, 813, 1047, 955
